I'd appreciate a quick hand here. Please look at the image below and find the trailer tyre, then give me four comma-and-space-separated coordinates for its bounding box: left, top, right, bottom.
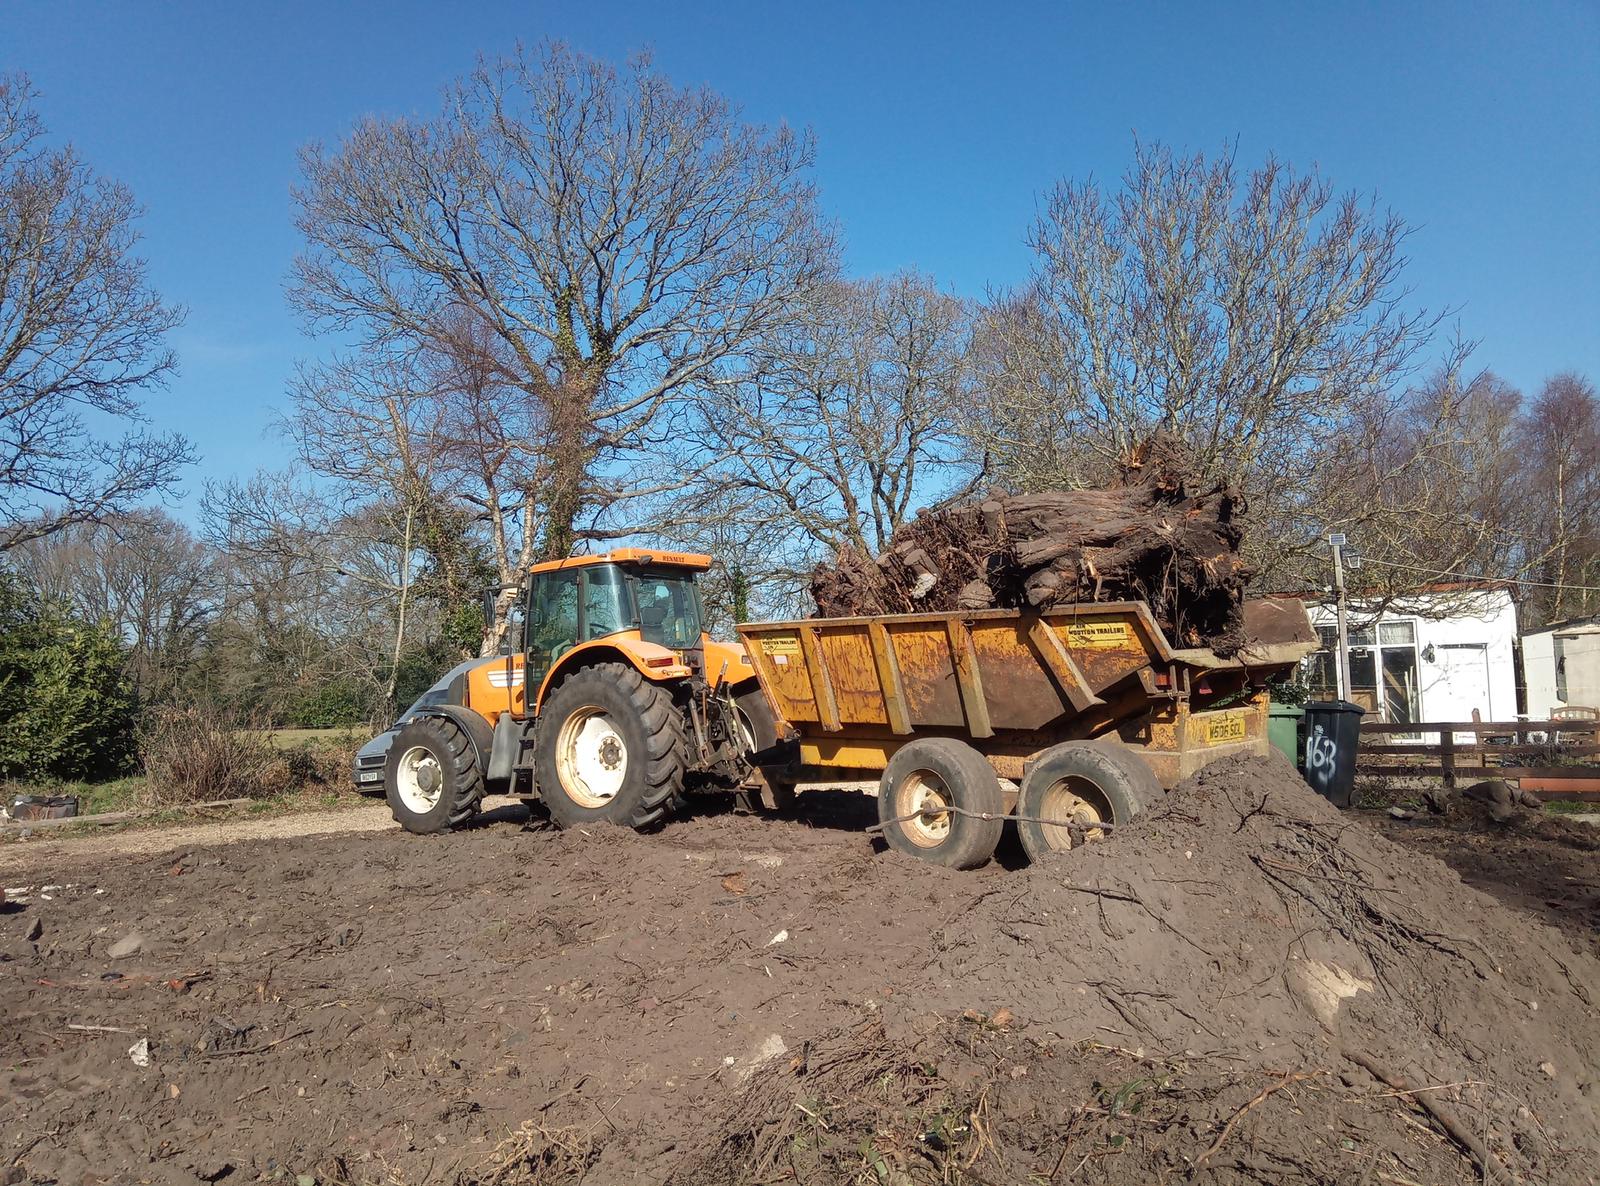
385, 716, 485, 834
877, 738, 1004, 870
535, 662, 687, 831
1015, 741, 1158, 863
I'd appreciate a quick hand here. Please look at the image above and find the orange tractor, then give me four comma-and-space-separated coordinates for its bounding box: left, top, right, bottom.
372, 549, 780, 834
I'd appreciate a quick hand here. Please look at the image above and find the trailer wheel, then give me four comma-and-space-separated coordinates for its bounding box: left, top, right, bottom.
385, 716, 485, 834
1015, 741, 1158, 862
535, 662, 687, 831
877, 738, 1004, 869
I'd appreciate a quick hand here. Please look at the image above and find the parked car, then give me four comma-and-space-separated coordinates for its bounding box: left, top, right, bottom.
351, 659, 486, 792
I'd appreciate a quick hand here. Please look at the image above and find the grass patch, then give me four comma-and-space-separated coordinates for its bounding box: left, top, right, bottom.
2, 775, 146, 818
262, 727, 365, 749
1543, 799, 1600, 815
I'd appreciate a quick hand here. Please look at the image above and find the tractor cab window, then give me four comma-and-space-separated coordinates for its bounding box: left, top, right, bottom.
632, 569, 703, 651
581, 565, 630, 641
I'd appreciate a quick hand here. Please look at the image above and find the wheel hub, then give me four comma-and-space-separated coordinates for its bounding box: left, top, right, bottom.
394, 745, 445, 814
898, 771, 953, 848
556, 706, 630, 808
1038, 778, 1111, 851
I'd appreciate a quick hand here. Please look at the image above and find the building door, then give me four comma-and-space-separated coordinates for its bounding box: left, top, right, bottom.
1432, 642, 1494, 723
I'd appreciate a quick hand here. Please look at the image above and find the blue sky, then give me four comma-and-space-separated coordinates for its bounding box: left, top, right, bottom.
5, 1, 1597, 509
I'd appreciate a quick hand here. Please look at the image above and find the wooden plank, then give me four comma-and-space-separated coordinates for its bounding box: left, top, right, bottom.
1026, 618, 1104, 714
867, 621, 913, 736
1362, 743, 1600, 758
1441, 729, 1456, 789
796, 626, 842, 733
945, 618, 994, 739
1358, 764, 1451, 778
1360, 720, 1600, 735
1357, 762, 1600, 781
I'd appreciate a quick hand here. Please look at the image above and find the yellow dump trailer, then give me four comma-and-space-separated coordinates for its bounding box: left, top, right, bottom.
737, 599, 1316, 868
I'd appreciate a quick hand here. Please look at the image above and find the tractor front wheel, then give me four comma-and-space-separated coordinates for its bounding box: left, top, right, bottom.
535, 662, 687, 831
385, 716, 485, 834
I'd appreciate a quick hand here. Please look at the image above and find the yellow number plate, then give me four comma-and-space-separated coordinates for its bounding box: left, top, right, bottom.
1202, 712, 1248, 745
1062, 621, 1133, 649
760, 635, 802, 658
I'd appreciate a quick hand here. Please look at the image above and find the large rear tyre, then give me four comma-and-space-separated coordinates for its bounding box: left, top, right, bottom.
1015, 740, 1158, 863
535, 662, 687, 831
877, 738, 1004, 870
385, 716, 485, 834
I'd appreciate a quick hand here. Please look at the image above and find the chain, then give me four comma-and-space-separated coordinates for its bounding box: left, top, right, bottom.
865, 803, 1120, 836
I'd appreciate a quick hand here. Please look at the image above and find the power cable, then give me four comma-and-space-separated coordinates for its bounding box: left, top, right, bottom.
1357, 555, 1600, 595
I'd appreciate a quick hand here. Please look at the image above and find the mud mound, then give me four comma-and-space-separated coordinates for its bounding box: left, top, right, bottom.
685, 753, 1600, 1184
5, 760, 1597, 1186
1433, 784, 1600, 851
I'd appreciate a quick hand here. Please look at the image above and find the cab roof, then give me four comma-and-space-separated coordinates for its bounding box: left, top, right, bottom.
529, 548, 714, 575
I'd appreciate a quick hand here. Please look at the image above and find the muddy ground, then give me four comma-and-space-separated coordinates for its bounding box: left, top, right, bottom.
4, 758, 1598, 1186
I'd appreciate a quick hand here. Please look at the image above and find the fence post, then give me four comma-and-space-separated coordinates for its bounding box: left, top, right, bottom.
1441, 728, 1456, 790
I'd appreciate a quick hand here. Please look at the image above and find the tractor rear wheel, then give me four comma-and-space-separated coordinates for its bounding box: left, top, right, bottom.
1015, 740, 1158, 863
876, 737, 1004, 869
535, 662, 687, 831
385, 716, 485, 834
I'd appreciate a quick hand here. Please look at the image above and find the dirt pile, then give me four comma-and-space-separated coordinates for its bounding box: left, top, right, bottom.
810, 433, 1251, 651
4, 758, 1598, 1185
679, 753, 1600, 1185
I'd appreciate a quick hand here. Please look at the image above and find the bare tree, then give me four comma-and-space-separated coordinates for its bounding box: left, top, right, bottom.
12, 508, 215, 702
425, 311, 547, 650
1316, 364, 1526, 613
970, 141, 1445, 587
286, 348, 451, 705
682, 271, 977, 592
291, 42, 832, 563
0, 73, 191, 550
1515, 372, 1600, 624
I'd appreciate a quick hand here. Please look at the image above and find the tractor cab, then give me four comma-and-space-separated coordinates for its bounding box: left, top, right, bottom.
524, 549, 709, 689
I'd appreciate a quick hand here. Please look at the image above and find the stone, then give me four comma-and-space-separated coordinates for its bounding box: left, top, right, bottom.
107, 933, 144, 959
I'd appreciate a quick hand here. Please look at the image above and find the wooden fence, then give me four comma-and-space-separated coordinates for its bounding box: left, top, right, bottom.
1357, 718, 1600, 798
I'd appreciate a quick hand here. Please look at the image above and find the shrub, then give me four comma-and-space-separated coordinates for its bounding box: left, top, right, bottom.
138, 704, 291, 806
285, 678, 371, 728
0, 571, 139, 781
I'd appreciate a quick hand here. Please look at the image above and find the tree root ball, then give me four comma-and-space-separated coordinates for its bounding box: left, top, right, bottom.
810, 433, 1252, 653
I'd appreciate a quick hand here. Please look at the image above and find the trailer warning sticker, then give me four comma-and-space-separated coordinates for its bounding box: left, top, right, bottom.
1062, 621, 1133, 649
1202, 712, 1248, 745
760, 635, 802, 659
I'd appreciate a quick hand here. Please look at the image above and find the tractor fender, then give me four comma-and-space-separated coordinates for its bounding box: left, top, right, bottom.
413, 704, 495, 777
533, 639, 691, 713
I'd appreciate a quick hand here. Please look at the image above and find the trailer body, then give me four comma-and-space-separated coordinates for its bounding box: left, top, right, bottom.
737, 598, 1316, 865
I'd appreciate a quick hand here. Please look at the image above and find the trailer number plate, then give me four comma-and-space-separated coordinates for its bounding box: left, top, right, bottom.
1203, 712, 1248, 745
1063, 622, 1133, 649
761, 636, 802, 658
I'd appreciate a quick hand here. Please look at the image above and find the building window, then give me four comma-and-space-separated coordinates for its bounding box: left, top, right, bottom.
1305, 617, 1420, 725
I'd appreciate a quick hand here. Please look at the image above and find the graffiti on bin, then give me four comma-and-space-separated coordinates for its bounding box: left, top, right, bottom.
1304, 724, 1338, 789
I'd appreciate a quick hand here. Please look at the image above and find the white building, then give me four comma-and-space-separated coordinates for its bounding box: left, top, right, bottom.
1303, 585, 1519, 727
1522, 618, 1600, 719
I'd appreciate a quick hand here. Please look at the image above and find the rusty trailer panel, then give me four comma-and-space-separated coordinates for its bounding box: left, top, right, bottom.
737, 599, 1316, 790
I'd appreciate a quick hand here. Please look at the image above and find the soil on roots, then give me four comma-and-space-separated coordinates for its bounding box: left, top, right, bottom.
3, 755, 1597, 1185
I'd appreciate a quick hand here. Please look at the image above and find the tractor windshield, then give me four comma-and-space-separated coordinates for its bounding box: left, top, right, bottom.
632, 569, 703, 651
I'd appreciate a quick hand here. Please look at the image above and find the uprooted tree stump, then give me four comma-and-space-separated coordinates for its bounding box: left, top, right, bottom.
811, 434, 1253, 653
